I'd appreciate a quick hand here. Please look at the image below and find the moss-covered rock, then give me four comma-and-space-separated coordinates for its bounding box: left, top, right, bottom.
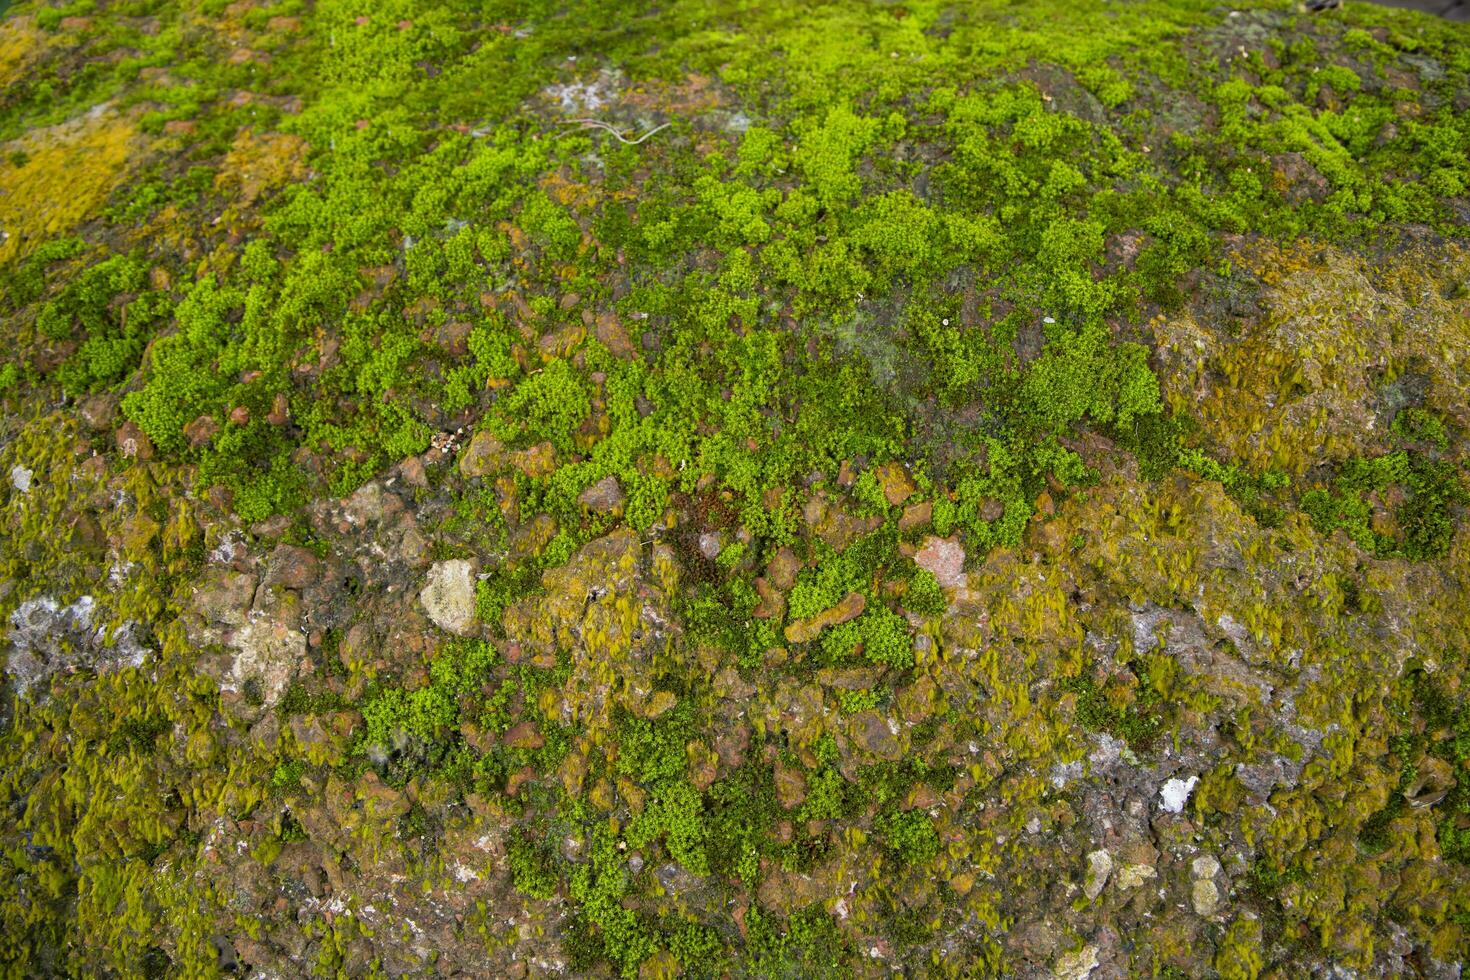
3, 0, 1470, 975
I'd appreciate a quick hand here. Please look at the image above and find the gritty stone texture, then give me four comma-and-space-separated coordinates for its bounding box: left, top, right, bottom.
420, 559, 479, 636
914, 535, 966, 589
1115, 863, 1158, 890
228, 616, 307, 707
577, 475, 625, 514
5, 595, 147, 697
3, 4, 1470, 978
1053, 944, 1100, 980
1192, 854, 1221, 880
458, 430, 504, 478
784, 591, 865, 644
1083, 850, 1113, 900
1191, 878, 1221, 918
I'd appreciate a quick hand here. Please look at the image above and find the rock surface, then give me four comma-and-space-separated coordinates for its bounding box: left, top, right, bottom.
420, 559, 479, 636
1, 3, 1468, 978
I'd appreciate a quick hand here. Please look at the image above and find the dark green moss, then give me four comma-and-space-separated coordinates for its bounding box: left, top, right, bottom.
1061, 661, 1167, 751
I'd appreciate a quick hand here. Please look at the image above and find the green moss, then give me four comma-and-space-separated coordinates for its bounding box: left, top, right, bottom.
4, 0, 1470, 974
797, 767, 846, 823
904, 567, 948, 617
858, 605, 914, 670
877, 807, 941, 865
627, 778, 709, 875
1061, 661, 1167, 751
836, 688, 882, 715
1020, 322, 1162, 434
614, 703, 697, 786
852, 468, 890, 516
668, 921, 728, 979
351, 637, 506, 790
742, 904, 852, 980
1301, 446, 1467, 561
508, 830, 559, 901
1393, 407, 1451, 450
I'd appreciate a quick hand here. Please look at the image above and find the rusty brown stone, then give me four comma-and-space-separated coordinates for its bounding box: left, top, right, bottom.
184, 413, 220, 448
898, 500, 933, 533
116, 420, 154, 459
503, 722, 545, 751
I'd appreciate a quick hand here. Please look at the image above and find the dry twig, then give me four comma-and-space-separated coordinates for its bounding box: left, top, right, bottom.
562, 118, 670, 144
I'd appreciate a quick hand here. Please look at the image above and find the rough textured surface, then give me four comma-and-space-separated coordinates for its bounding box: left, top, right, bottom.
1, 1, 1469, 977
419, 558, 479, 637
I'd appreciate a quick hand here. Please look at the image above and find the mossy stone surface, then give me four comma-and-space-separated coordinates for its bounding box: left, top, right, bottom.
2, 0, 1469, 976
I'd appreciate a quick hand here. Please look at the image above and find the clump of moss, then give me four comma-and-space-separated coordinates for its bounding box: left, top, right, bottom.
1301, 429, 1466, 561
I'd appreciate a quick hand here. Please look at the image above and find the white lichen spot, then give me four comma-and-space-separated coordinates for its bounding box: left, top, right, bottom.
1049, 759, 1083, 789
1159, 775, 1200, 813
210, 530, 247, 565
